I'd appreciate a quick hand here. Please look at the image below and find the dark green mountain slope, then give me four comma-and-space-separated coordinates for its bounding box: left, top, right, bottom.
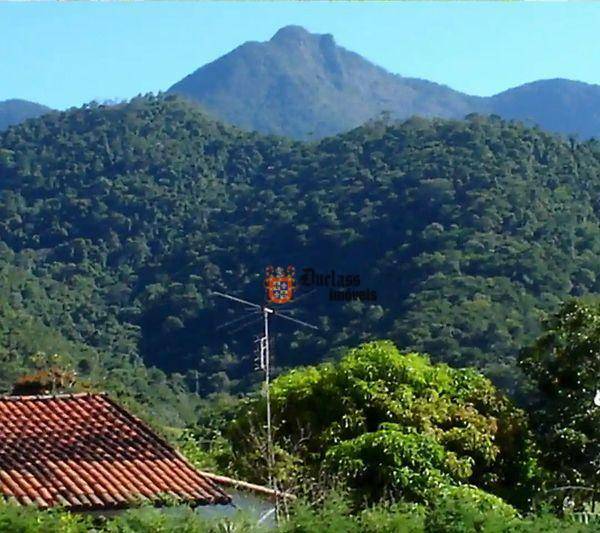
0, 247, 204, 427
0, 99, 52, 131
168, 26, 600, 141
2, 95, 600, 397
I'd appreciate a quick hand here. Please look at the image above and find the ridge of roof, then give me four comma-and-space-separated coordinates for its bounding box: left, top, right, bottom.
0, 391, 106, 401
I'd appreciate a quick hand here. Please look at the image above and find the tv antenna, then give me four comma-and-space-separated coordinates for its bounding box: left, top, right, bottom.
211, 289, 318, 495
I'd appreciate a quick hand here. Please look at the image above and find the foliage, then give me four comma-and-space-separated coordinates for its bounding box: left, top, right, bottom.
0, 246, 207, 428
281, 490, 600, 533
227, 340, 543, 508
177, 427, 233, 473
277, 492, 599, 533
519, 299, 600, 487
101, 506, 262, 533
1, 491, 598, 533
359, 501, 427, 533
3, 97, 600, 403
0, 502, 93, 533
425, 485, 517, 532
277, 492, 362, 533
0, 502, 263, 533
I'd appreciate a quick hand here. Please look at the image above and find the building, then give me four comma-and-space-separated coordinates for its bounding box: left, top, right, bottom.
0, 392, 233, 510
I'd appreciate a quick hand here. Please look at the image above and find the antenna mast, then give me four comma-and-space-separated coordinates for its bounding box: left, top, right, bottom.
211, 290, 317, 494
262, 305, 274, 488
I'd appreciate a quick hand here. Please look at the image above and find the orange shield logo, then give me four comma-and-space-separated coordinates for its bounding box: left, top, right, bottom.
265, 266, 295, 304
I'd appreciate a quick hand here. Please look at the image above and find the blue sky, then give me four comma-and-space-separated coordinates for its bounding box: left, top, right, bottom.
2, 2, 600, 110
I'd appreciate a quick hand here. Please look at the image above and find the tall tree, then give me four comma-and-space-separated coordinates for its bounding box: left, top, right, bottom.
520, 300, 600, 487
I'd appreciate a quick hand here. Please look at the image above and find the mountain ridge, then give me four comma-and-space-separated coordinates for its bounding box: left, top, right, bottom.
0, 99, 52, 131
168, 26, 600, 140
168, 26, 478, 139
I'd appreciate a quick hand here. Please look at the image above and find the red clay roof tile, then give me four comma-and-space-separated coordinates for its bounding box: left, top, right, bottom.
0, 393, 231, 510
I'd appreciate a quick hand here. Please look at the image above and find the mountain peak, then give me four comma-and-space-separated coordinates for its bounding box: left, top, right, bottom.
167, 25, 471, 139
167, 29, 600, 141
270, 25, 313, 43
269, 25, 336, 48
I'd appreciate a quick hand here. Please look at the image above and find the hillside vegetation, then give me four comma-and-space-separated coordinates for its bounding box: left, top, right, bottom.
1, 95, 600, 399
0, 94, 599, 530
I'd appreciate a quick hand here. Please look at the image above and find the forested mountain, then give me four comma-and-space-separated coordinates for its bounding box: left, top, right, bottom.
0, 248, 206, 427
168, 26, 600, 140
168, 25, 478, 139
489, 79, 600, 140
5, 29, 600, 141
1, 95, 600, 399
0, 99, 52, 131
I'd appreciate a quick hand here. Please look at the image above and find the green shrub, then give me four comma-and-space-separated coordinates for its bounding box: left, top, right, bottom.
1, 498, 598, 533
103, 506, 261, 533
360, 502, 426, 533
426, 485, 518, 533
278, 493, 361, 533
0, 502, 92, 533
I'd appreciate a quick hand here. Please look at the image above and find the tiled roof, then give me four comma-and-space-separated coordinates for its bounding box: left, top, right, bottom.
0, 393, 231, 510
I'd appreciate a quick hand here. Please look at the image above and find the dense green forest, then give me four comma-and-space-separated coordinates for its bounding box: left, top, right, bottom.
0, 241, 206, 427
2, 95, 600, 399
0, 95, 599, 529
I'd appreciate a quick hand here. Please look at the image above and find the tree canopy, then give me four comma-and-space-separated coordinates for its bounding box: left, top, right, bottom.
227, 340, 542, 509
2, 95, 600, 400
520, 299, 600, 488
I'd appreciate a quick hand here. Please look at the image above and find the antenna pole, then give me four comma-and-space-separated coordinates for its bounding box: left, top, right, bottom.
212, 288, 318, 508
263, 306, 275, 491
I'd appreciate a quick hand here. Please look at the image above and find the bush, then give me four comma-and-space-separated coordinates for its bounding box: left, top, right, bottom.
0, 502, 92, 533
360, 502, 426, 533
278, 493, 360, 533
1, 497, 598, 533
426, 485, 518, 533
